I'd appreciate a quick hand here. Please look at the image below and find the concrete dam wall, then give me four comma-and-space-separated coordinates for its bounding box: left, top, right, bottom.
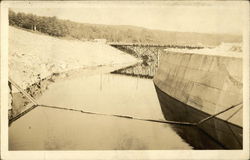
153, 51, 242, 127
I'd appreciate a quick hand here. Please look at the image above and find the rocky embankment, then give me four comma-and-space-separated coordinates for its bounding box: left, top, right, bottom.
9, 26, 138, 91
8, 26, 139, 118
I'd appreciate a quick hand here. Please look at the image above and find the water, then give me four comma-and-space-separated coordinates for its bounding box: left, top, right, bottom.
9, 74, 192, 150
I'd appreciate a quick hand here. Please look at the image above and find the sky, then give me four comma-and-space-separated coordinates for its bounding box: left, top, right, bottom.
10, 2, 246, 35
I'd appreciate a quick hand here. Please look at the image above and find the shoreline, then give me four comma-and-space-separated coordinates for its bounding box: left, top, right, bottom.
8, 26, 140, 120
9, 62, 138, 121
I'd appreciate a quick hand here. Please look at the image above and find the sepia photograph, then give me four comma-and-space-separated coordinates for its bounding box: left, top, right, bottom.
1, 1, 249, 159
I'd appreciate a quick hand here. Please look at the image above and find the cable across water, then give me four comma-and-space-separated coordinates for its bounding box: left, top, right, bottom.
8, 79, 242, 127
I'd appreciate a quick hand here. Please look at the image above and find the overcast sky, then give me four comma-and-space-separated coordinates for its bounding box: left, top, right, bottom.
11, 2, 245, 35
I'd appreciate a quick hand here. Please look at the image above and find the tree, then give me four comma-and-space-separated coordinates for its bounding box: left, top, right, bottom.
9, 10, 17, 26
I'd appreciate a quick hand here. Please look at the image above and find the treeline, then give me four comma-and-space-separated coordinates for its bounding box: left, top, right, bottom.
9, 10, 69, 37
9, 9, 242, 46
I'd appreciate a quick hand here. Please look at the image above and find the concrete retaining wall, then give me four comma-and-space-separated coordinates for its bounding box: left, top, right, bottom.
153, 51, 242, 126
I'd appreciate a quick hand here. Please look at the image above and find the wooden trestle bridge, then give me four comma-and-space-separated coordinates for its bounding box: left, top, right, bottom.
108, 42, 172, 78
107, 42, 171, 48
107, 42, 204, 48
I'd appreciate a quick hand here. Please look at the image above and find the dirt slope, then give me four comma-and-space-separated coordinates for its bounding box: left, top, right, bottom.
9, 26, 138, 90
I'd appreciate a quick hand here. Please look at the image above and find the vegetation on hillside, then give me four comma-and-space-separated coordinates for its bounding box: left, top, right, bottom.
9, 9, 242, 46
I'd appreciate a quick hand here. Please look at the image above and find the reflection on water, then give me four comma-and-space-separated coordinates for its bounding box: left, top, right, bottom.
38, 74, 165, 119
154, 85, 242, 149
9, 74, 192, 150
112, 63, 156, 78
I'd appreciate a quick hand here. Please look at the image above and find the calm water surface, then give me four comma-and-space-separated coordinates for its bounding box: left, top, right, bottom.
9, 74, 192, 150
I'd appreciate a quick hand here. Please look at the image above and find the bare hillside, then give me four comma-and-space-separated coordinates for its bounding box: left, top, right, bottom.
9, 26, 139, 90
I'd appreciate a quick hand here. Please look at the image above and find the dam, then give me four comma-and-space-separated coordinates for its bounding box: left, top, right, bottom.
153, 44, 243, 149
9, 42, 243, 150
8, 27, 243, 150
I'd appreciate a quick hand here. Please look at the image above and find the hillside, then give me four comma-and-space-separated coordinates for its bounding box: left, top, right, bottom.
9, 10, 242, 47
9, 26, 139, 90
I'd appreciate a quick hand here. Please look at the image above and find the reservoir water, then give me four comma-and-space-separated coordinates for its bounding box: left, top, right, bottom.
9, 73, 192, 150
